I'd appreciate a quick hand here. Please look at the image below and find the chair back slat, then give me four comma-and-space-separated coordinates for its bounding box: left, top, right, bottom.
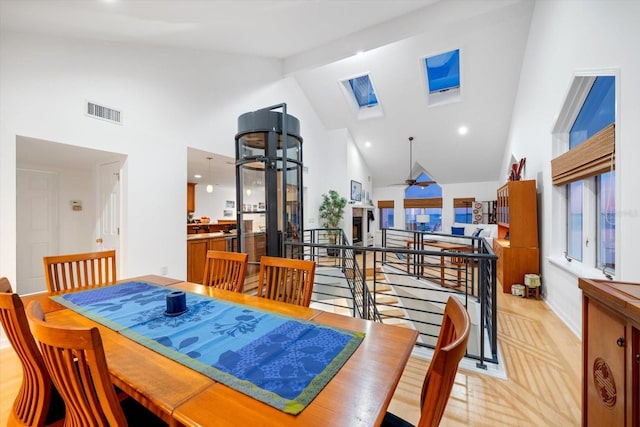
43, 250, 117, 292
418, 296, 471, 427
0, 277, 54, 427
27, 300, 128, 427
257, 256, 316, 307
202, 251, 248, 292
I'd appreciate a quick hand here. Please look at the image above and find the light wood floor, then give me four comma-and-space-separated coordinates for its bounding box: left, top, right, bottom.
0, 288, 581, 426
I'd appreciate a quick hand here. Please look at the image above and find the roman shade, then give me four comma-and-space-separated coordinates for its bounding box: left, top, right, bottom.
377, 200, 394, 208
403, 198, 442, 209
453, 197, 475, 208
551, 123, 615, 185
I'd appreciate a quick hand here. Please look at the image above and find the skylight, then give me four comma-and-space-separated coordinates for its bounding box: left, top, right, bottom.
425, 49, 460, 93
348, 75, 378, 108
423, 49, 461, 106
339, 73, 384, 120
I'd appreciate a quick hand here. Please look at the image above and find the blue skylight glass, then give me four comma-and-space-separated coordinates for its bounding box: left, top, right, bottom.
570, 76, 615, 149
348, 75, 378, 108
425, 49, 460, 93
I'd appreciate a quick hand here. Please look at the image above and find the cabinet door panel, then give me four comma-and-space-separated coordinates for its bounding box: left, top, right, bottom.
187, 239, 209, 284
585, 300, 626, 426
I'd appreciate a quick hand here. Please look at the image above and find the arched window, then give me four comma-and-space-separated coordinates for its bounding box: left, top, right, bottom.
404, 172, 442, 231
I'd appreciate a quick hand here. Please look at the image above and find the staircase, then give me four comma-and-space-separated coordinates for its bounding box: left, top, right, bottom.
365, 266, 413, 328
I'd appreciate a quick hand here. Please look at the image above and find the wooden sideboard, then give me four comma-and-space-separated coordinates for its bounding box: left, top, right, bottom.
493, 180, 539, 293
579, 278, 639, 426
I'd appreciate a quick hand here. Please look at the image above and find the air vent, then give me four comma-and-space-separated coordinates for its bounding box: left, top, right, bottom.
86, 101, 122, 125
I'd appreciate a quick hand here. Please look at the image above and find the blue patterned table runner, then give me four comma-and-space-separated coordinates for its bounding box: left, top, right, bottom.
52, 281, 364, 414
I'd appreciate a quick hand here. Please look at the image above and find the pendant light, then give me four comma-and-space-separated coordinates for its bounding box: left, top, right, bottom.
206, 157, 213, 193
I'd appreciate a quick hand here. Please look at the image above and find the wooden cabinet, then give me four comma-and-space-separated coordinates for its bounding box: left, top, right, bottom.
494, 180, 539, 293
579, 278, 640, 426
187, 182, 196, 213
186, 236, 229, 283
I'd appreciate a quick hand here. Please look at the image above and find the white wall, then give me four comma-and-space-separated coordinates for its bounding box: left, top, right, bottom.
503, 0, 640, 335
192, 184, 236, 223
0, 33, 358, 289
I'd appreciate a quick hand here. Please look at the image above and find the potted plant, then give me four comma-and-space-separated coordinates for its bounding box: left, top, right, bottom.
319, 189, 347, 256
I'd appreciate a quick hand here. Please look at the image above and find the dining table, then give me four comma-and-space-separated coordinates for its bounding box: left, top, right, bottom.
22, 274, 419, 426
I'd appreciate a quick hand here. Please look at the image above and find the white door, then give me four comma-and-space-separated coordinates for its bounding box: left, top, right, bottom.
98, 161, 121, 253
16, 169, 59, 294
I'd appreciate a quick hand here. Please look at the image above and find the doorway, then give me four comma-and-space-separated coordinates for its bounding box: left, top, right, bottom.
16, 136, 126, 293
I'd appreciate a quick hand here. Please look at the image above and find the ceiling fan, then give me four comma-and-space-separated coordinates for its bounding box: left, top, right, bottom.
395, 136, 436, 187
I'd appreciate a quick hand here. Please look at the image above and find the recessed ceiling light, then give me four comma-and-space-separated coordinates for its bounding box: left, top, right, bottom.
458, 126, 468, 135
364, 141, 371, 148
194, 174, 202, 179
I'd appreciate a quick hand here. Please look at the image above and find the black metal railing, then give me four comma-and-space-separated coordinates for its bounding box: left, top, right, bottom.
283, 227, 498, 368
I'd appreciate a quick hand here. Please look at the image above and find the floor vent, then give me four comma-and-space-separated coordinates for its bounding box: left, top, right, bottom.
86, 101, 122, 124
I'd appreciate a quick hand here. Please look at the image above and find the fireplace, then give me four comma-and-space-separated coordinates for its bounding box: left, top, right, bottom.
353, 216, 363, 244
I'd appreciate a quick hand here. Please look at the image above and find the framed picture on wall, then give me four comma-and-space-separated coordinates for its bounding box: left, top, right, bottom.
351, 180, 362, 201
225, 200, 235, 208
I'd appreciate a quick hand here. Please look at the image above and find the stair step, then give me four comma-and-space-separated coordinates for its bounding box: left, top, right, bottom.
373, 294, 399, 305
369, 283, 392, 293
378, 308, 405, 318
382, 318, 413, 329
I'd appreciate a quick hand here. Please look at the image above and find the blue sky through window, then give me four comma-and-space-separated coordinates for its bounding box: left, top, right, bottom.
405, 172, 441, 198
425, 49, 460, 93
348, 75, 378, 107
570, 76, 614, 148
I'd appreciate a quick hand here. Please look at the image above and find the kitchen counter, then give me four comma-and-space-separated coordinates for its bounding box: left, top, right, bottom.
186, 232, 235, 241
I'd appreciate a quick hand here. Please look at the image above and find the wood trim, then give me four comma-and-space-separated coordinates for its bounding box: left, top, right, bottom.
377, 200, 394, 208
403, 198, 442, 209
551, 123, 615, 185
453, 197, 475, 208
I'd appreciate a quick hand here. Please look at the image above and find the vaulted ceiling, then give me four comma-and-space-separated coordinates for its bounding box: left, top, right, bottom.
0, 0, 535, 187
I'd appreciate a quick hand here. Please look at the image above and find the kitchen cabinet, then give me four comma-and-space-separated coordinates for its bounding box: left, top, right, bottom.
187, 182, 196, 213
579, 278, 640, 426
186, 235, 229, 284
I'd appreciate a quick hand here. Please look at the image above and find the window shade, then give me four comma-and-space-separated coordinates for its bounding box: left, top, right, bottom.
453, 197, 475, 208
404, 198, 442, 209
377, 200, 394, 208
552, 123, 614, 185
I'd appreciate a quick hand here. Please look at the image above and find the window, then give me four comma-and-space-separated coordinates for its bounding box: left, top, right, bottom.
567, 181, 583, 261
404, 175, 442, 231
348, 75, 378, 108
453, 198, 475, 224
405, 207, 441, 231
425, 49, 460, 93
552, 75, 615, 275
340, 73, 384, 120
378, 200, 394, 229
423, 49, 461, 106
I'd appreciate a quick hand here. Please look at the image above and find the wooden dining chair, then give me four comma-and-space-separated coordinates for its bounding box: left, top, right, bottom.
43, 250, 117, 292
0, 277, 64, 427
26, 300, 167, 427
382, 297, 471, 427
202, 250, 248, 292
257, 256, 316, 307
